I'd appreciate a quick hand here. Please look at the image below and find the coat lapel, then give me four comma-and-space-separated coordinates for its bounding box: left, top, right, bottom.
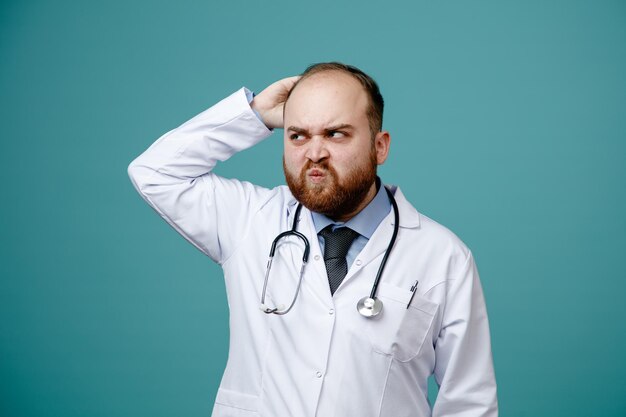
339, 185, 421, 290
285, 197, 333, 307
283, 185, 421, 303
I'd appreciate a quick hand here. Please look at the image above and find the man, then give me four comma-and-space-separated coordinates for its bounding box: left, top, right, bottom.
128, 62, 498, 417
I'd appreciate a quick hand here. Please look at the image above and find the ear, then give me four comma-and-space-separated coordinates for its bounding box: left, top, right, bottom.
374, 131, 391, 165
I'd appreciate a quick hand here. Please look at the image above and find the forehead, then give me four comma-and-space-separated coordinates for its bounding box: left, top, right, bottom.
284, 71, 370, 127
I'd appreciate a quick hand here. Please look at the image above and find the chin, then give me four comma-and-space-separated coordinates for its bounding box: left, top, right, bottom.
305, 181, 329, 191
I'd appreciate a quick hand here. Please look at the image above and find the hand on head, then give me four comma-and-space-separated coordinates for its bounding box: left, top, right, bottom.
251, 76, 301, 129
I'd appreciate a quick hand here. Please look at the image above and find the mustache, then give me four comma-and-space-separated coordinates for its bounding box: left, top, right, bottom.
303, 160, 331, 171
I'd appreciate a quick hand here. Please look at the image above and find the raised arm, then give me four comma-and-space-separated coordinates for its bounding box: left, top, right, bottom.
128, 78, 298, 264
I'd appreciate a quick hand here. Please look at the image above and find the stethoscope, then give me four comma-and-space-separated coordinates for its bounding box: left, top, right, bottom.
260, 187, 399, 318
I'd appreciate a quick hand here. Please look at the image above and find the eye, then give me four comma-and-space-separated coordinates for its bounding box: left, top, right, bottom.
289, 133, 306, 141
327, 130, 346, 139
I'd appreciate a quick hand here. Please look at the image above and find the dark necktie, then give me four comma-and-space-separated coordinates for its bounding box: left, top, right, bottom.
319, 226, 360, 295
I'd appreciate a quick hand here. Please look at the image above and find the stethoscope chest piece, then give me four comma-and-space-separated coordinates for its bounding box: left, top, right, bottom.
357, 296, 383, 318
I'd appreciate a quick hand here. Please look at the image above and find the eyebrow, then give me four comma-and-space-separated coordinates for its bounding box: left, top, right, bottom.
286, 124, 355, 135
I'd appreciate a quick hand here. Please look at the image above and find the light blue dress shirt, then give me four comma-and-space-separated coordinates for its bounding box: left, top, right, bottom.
311, 181, 391, 269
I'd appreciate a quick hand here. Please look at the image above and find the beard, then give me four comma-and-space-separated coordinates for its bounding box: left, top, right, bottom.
283, 149, 378, 219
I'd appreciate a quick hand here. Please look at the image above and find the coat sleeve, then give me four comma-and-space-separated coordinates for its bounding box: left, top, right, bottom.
432, 252, 499, 417
127, 87, 275, 264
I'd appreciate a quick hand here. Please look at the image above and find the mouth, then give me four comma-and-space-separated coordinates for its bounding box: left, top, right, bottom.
307, 168, 327, 184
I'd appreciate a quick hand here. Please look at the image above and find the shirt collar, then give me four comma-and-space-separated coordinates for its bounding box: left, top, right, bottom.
311, 178, 392, 238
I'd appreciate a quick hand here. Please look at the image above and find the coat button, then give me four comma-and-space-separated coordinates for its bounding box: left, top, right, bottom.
316, 371, 323, 378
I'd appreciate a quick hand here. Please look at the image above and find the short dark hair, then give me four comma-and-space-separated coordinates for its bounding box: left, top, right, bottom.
285, 62, 384, 137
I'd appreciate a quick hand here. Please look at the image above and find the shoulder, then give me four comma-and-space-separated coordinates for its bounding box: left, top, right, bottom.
392, 187, 472, 287
392, 186, 471, 257
205, 175, 290, 201
416, 212, 471, 258
200, 175, 296, 220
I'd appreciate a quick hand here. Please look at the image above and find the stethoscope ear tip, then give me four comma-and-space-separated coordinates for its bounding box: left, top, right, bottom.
259, 304, 275, 314
259, 303, 286, 314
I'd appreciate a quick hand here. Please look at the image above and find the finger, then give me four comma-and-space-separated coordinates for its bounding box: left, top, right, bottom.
282, 75, 301, 88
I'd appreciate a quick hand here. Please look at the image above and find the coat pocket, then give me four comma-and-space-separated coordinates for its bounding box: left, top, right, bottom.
363, 282, 438, 362
213, 388, 260, 416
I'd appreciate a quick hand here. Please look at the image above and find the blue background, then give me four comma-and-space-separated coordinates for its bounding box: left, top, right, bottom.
1, 1, 625, 416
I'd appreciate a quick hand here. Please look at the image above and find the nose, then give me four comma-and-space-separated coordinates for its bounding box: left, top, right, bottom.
304, 136, 329, 163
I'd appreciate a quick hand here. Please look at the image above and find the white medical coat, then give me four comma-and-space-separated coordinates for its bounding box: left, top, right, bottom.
128, 88, 498, 417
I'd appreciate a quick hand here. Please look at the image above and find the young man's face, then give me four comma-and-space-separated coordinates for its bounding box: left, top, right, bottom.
283, 71, 390, 221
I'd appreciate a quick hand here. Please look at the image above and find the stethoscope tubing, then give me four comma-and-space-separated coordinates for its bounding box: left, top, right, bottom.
368, 187, 400, 300
261, 186, 399, 317
261, 204, 309, 315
